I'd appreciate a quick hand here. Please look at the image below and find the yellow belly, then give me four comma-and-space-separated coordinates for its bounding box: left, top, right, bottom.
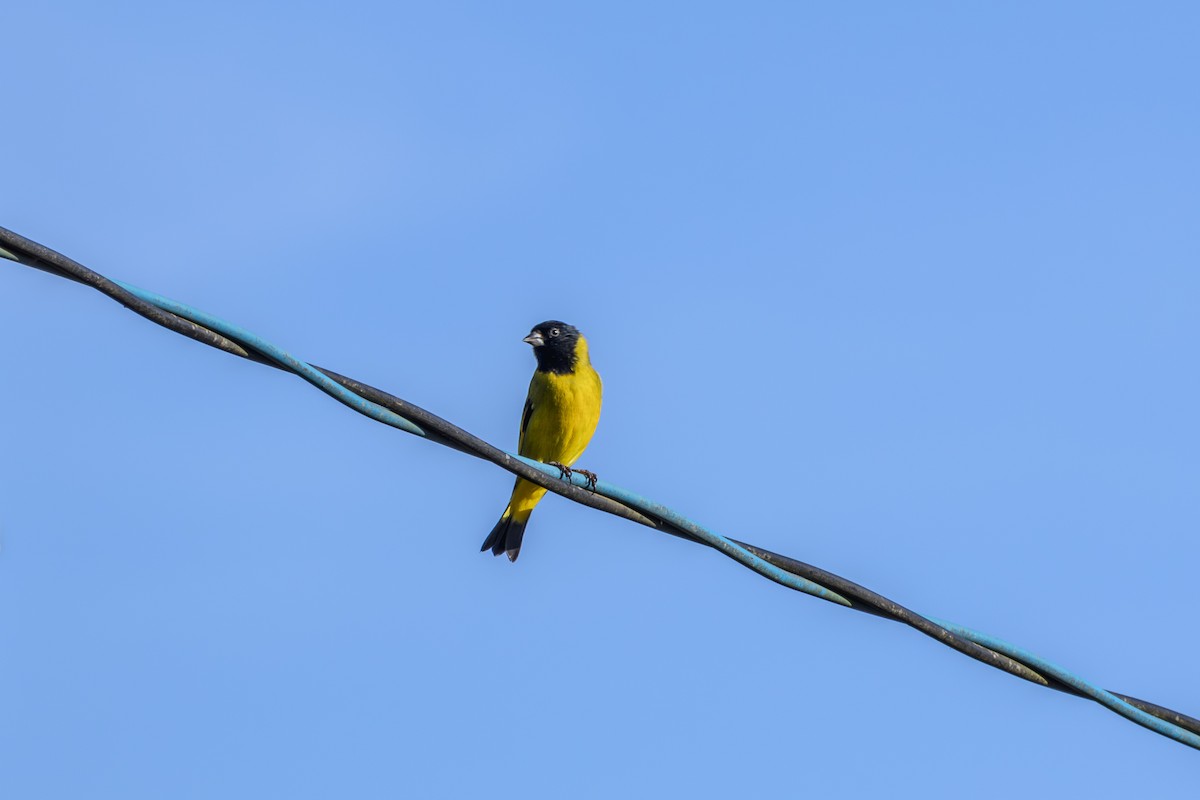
508, 365, 603, 515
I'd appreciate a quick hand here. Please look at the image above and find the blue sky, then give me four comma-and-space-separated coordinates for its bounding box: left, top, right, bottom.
2, 2, 1198, 796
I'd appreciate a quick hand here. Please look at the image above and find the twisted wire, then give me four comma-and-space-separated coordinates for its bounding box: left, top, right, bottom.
2, 225, 1196, 751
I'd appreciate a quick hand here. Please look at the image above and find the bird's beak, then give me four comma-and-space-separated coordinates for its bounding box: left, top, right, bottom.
523, 331, 545, 347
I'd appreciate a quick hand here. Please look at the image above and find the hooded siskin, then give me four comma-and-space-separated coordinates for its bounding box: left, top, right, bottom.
481, 320, 602, 561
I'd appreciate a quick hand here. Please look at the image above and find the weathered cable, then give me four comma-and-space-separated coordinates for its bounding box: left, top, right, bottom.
1, 225, 1196, 751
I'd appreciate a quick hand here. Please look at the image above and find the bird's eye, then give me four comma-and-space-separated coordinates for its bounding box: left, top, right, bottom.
550, 328, 560, 337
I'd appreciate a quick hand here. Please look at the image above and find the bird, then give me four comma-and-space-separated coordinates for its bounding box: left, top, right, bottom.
481, 320, 603, 562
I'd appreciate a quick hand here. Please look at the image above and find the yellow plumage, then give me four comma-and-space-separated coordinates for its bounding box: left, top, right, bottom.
482, 322, 602, 561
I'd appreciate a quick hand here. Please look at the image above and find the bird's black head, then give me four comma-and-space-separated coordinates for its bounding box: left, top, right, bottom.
523, 320, 582, 374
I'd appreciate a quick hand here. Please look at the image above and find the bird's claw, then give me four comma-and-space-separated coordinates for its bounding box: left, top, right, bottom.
547, 462, 598, 491
575, 469, 599, 491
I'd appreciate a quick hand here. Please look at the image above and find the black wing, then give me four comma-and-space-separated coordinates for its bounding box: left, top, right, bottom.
518, 396, 534, 454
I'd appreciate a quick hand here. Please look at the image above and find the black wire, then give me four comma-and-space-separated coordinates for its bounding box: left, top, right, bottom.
3, 224, 1196, 740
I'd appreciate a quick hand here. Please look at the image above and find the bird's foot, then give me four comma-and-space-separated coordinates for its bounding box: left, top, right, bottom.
575, 469, 599, 492
547, 461, 574, 482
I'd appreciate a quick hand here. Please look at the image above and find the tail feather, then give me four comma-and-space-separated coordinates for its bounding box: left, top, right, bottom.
480, 511, 529, 562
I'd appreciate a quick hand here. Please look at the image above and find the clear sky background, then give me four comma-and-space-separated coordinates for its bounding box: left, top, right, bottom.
2, 3, 1197, 797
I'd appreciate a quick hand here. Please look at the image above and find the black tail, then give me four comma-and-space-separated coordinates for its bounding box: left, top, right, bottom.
480, 512, 528, 562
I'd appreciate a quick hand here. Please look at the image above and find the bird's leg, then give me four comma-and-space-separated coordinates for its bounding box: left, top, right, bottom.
575, 469, 599, 492
547, 461, 574, 482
